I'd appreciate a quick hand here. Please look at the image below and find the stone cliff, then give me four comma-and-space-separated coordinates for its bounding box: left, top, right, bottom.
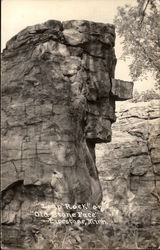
1, 20, 133, 248
97, 99, 160, 248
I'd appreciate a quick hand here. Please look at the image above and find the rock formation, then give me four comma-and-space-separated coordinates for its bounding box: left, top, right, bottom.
1, 20, 133, 248
97, 99, 160, 248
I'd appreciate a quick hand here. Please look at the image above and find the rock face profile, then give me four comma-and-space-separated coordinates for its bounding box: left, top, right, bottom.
1, 20, 133, 248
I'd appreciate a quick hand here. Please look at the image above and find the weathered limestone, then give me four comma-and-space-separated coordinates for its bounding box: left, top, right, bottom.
1, 20, 133, 248
97, 99, 160, 248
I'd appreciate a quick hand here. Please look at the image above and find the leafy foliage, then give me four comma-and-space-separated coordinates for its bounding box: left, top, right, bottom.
132, 88, 160, 102
114, 0, 160, 89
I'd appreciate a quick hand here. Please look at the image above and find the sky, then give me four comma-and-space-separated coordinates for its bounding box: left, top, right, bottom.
1, 0, 156, 92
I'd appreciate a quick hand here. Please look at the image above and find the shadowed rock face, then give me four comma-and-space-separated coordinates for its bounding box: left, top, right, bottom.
1, 20, 133, 247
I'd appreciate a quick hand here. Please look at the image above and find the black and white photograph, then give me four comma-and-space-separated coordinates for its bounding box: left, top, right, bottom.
1, 0, 160, 249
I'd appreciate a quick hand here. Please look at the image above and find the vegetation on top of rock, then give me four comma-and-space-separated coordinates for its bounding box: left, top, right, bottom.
114, 0, 160, 90
132, 88, 160, 102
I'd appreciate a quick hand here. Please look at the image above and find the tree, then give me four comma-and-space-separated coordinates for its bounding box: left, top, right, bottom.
114, 0, 160, 90
132, 88, 160, 102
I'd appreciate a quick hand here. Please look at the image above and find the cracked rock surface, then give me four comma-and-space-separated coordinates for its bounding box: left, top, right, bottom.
97, 99, 160, 248
1, 20, 133, 248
